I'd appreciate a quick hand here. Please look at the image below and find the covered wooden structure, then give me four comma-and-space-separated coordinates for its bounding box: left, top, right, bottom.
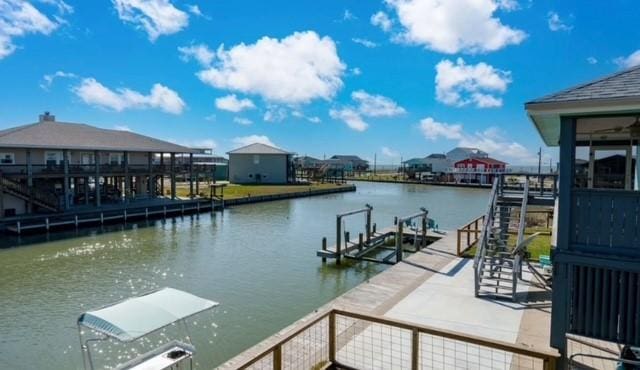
526, 65, 640, 362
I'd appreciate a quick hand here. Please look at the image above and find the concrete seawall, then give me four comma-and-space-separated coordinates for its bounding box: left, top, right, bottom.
348, 178, 491, 189
223, 184, 356, 206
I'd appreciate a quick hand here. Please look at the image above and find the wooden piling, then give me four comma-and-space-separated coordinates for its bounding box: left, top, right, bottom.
336, 216, 342, 265
396, 221, 403, 262
358, 233, 363, 252
322, 237, 327, 263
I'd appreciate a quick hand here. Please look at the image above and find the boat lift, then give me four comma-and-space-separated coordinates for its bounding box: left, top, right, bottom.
317, 205, 432, 265
77, 287, 218, 370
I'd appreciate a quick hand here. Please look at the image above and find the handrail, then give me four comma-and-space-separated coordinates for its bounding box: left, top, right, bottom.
1, 176, 59, 210
473, 178, 499, 296
512, 180, 530, 297
457, 214, 485, 256
232, 307, 559, 370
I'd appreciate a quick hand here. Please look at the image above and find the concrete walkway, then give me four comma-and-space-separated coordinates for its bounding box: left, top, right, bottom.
219, 229, 554, 369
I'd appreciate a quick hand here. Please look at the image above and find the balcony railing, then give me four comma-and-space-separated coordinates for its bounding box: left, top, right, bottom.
232, 308, 559, 370
1, 163, 215, 176
449, 167, 507, 174
570, 188, 640, 255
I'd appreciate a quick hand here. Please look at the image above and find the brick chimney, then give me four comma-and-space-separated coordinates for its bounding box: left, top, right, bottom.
39, 112, 55, 122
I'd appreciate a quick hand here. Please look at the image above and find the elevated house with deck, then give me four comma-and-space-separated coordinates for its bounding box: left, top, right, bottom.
451, 157, 507, 185
0, 113, 207, 220
526, 65, 640, 363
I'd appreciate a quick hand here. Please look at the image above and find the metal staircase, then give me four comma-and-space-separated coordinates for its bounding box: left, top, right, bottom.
1, 176, 60, 212
474, 178, 529, 301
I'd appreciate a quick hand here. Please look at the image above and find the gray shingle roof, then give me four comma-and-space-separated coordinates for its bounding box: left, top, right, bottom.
0, 120, 193, 152
227, 143, 293, 155
528, 65, 640, 105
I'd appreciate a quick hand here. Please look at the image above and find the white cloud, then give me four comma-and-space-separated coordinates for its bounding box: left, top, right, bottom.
40, 70, 76, 90
587, 56, 598, 65
419, 117, 463, 140
263, 106, 287, 122
73, 78, 186, 114
352, 38, 378, 48
178, 43, 214, 66
381, 146, 399, 158
291, 110, 321, 123
330, 90, 405, 131
435, 58, 511, 108
352, 90, 406, 117
0, 0, 62, 59
371, 11, 392, 32
233, 117, 253, 126
197, 31, 346, 104
547, 11, 572, 32
614, 50, 640, 69
329, 108, 368, 132
173, 137, 218, 151
342, 9, 356, 21
39, 0, 73, 14
114, 124, 132, 131
418, 116, 536, 163
350, 67, 362, 76
496, 0, 519, 11
458, 127, 533, 163
232, 135, 276, 148
112, 0, 189, 41
186, 4, 202, 16
215, 94, 255, 112
384, 0, 526, 54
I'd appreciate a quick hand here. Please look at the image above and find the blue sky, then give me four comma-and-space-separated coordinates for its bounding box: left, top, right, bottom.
0, 0, 638, 165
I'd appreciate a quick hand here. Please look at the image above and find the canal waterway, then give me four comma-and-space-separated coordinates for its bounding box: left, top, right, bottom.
0, 181, 488, 369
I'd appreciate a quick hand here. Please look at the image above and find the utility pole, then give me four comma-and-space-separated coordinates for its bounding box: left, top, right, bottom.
537, 147, 542, 175
373, 153, 377, 175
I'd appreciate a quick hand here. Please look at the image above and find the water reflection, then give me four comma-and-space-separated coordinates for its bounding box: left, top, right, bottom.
0, 182, 488, 369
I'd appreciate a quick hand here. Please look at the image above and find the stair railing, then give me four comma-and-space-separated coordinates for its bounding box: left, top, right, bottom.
1, 176, 60, 211
512, 179, 529, 299
474, 178, 499, 296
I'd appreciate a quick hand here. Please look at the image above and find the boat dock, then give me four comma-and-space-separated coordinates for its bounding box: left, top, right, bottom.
317, 205, 443, 265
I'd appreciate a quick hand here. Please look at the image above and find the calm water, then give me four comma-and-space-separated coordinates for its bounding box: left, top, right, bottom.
0, 182, 488, 369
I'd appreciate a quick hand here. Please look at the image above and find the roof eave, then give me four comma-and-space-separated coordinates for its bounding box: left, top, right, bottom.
526, 97, 640, 147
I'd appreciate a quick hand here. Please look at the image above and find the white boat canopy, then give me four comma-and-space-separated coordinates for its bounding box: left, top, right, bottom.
78, 288, 219, 342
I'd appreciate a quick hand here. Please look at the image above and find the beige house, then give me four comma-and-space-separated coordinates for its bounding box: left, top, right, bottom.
0, 113, 205, 217
227, 143, 295, 184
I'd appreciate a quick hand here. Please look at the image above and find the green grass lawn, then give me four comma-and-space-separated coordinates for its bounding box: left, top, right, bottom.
174, 182, 351, 200
461, 227, 552, 261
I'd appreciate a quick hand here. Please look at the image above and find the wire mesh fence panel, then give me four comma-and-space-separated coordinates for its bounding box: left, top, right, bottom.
419, 333, 544, 370
335, 314, 412, 370
566, 336, 619, 370
282, 316, 330, 370
243, 352, 274, 370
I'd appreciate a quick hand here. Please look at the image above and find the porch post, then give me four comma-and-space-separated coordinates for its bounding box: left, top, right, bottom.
189, 152, 194, 199
550, 116, 576, 357
0, 178, 4, 217
26, 148, 33, 213
170, 153, 176, 200
124, 151, 130, 202
84, 177, 89, 205
148, 152, 153, 198
95, 150, 101, 207
160, 153, 165, 197
63, 149, 70, 210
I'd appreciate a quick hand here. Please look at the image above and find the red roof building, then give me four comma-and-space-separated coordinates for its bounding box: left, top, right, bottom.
452, 157, 507, 185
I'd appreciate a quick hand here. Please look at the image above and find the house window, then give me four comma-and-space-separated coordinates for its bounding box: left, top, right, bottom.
0, 152, 14, 164
253, 155, 260, 165
109, 153, 124, 165
44, 151, 63, 165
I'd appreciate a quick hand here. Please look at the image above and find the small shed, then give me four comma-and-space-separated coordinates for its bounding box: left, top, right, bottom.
227, 143, 295, 184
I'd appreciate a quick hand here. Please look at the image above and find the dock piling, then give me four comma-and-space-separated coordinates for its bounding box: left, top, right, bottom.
396, 221, 403, 262
322, 237, 327, 263
17, 221, 21, 234
45, 218, 49, 231
358, 233, 363, 252
75, 215, 78, 228
100, 212, 104, 224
